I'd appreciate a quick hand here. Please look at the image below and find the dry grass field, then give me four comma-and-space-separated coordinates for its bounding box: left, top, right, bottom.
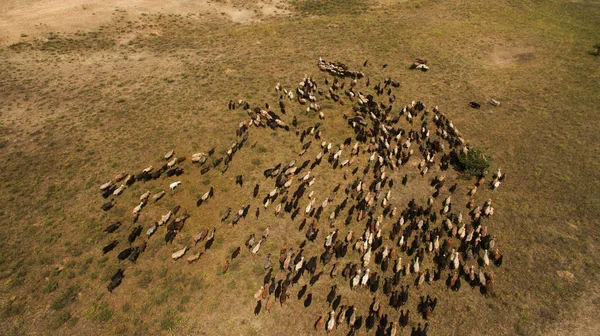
0, 0, 599, 335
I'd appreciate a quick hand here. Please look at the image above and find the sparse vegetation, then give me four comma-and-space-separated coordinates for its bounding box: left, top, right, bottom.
51, 285, 79, 310
292, 0, 370, 15
0, 0, 599, 335
84, 301, 113, 322
43, 280, 59, 293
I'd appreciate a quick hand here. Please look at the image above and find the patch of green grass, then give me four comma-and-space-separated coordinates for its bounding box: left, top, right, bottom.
51, 285, 79, 310
292, 0, 371, 16
43, 280, 59, 293
138, 273, 153, 289
49, 311, 73, 329
160, 309, 177, 331
85, 301, 113, 322
2, 300, 25, 318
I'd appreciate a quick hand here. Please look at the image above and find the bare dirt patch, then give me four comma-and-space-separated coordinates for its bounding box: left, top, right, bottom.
490, 46, 536, 66
0, 0, 289, 46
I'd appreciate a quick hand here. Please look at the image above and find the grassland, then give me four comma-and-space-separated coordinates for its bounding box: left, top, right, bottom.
0, 0, 599, 335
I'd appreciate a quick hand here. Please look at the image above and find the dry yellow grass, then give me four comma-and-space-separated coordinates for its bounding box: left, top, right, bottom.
0, 0, 599, 335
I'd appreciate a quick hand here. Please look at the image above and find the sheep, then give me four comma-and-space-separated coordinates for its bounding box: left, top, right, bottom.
171, 246, 188, 260
197, 187, 214, 206
295, 257, 305, 273
170, 181, 181, 191
158, 211, 172, 226
113, 184, 126, 196
349, 307, 357, 327
351, 270, 362, 289
206, 227, 216, 242
362, 248, 372, 267
99, 181, 114, 191
483, 249, 490, 267
150, 191, 165, 203
132, 202, 144, 214
221, 259, 230, 273
221, 207, 231, 222
264, 254, 271, 269
361, 269, 370, 286
326, 310, 336, 332
252, 238, 264, 255
253, 286, 264, 301
246, 234, 255, 250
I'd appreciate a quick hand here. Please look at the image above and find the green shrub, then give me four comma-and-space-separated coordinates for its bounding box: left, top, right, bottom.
457, 147, 492, 176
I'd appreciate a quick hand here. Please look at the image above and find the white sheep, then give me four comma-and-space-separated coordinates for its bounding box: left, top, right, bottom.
170, 181, 181, 191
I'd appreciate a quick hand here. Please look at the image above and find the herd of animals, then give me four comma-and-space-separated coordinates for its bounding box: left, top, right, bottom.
97, 58, 505, 335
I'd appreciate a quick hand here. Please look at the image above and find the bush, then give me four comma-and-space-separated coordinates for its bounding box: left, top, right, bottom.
457, 147, 492, 176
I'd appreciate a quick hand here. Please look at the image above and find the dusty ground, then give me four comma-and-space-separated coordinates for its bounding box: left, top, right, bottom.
0, 0, 599, 335
0, 0, 289, 45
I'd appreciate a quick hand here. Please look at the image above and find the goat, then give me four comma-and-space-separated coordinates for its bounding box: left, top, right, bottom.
222, 259, 230, 273
101, 199, 116, 211
117, 247, 133, 261
170, 181, 181, 191
315, 315, 325, 331
102, 240, 118, 254
104, 221, 121, 233
107, 269, 124, 292
128, 225, 142, 244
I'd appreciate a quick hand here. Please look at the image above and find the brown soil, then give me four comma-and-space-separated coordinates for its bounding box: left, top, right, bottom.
0, 0, 290, 46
